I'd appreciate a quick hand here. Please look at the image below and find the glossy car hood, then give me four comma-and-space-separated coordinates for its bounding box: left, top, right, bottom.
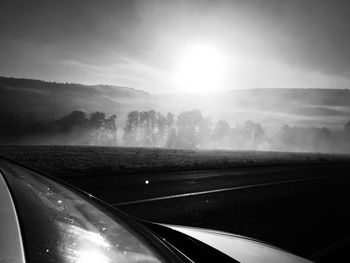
163, 224, 314, 263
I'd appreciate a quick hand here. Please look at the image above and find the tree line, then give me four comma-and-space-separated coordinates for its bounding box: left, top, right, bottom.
0, 110, 117, 145
122, 109, 266, 150
1, 109, 350, 153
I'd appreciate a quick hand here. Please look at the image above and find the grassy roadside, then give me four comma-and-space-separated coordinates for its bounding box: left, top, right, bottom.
1, 145, 350, 178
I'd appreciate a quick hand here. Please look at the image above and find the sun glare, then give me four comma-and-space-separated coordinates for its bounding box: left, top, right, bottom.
174, 43, 228, 93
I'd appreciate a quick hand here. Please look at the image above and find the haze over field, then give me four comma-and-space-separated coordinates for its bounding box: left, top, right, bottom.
2, 76, 350, 127
1, 76, 350, 153
1, 76, 350, 130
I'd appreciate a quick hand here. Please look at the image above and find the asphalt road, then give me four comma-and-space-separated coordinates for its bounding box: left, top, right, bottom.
65, 163, 350, 262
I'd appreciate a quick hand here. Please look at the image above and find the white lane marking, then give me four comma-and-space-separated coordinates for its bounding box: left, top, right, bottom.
112, 173, 346, 206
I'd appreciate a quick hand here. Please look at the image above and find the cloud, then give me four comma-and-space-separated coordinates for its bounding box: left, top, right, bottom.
1, 0, 350, 92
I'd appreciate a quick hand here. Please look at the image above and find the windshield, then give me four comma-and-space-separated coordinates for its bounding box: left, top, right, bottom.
0, 160, 165, 263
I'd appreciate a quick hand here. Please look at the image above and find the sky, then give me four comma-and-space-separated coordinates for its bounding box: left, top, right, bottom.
1, 0, 350, 93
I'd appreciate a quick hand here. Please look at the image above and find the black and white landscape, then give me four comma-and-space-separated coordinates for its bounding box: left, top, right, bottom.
1, 1, 350, 262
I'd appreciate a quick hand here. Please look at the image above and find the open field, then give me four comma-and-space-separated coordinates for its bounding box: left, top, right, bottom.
0, 145, 350, 178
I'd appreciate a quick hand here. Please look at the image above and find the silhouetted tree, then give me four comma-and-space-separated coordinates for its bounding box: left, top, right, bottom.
123, 110, 177, 147
166, 127, 177, 148
212, 120, 231, 148
89, 112, 106, 129
166, 112, 175, 127
123, 111, 140, 146
175, 109, 210, 149
139, 110, 157, 146
100, 114, 117, 146
156, 112, 168, 144
243, 120, 265, 148
56, 111, 88, 133
88, 112, 107, 145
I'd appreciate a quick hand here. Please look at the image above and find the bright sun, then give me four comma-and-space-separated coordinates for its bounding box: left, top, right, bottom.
174, 43, 228, 93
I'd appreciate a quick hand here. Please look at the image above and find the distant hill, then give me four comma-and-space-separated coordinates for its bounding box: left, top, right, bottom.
0, 76, 150, 118
1, 76, 350, 129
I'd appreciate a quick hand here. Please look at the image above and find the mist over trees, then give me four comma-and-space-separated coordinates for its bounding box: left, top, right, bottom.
3, 76, 350, 130
1, 108, 350, 153
0, 110, 117, 145
172, 110, 211, 149
123, 110, 174, 147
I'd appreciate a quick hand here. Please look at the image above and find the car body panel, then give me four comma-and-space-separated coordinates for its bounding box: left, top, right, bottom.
164, 225, 314, 263
0, 158, 166, 263
0, 171, 26, 263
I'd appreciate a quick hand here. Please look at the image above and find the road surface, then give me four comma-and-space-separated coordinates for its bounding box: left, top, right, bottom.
65, 163, 350, 262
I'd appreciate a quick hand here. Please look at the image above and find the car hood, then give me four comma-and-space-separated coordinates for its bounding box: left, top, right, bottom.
162, 224, 314, 263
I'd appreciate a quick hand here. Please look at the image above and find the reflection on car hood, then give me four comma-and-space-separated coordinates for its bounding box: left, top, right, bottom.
162, 224, 314, 263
